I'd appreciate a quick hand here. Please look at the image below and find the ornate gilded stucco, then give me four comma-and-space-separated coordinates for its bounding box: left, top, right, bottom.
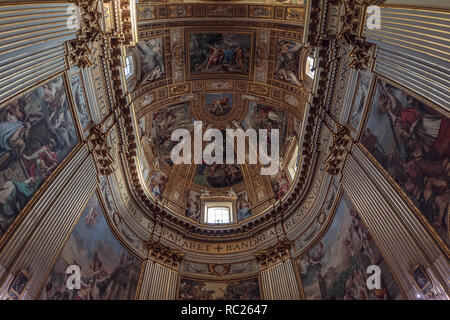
0, 0, 448, 301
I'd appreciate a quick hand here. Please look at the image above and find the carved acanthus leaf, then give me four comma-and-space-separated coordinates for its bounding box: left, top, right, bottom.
255, 238, 291, 269
324, 124, 351, 175
148, 241, 184, 269
68, 0, 104, 68
89, 124, 115, 176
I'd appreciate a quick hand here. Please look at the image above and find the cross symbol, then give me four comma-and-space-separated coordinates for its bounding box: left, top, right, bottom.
215, 245, 223, 252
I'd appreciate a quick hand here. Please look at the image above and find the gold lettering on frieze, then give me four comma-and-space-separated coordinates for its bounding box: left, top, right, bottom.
283, 175, 323, 232
154, 226, 278, 254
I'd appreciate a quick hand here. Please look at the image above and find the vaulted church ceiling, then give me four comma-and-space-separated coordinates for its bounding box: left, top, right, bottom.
126, 1, 314, 226
1, 0, 449, 302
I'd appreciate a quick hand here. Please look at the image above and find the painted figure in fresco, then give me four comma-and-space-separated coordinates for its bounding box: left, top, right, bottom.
0, 175, 39, 233
48, 110, 73, 148
275, 40, 302, 86
41, 195, 141, 300
148, 171, 167, 201
45, 250, 138, 300
237, 192, 252, 222
206, 45, 225, 70
101, 252, 139, 299
271, 171, 290, 200
22, 139, 58, 180
84, 206, 98, 227
137, 38, 165, 84
224, 46, 234, 65
179, 279, 214, 300
195, 163, 243, 188
299, 195, 401, 300
137, 5, 153, 20
190, 33, 251, 75
242, 103, 287, 151
207, 95, 232, 116
204, 45, 246, 72
232, 47, 246, 71
0, 77, 78, 238
0, 104, 30, 158
220, 279, 260, 300
178, 278, 260, 300
186, 192, 201, 221
362, 80, 449, 242
70, 74, 90, 129
349, 75, 370, 130
151, 104, 193, 165
42, 79, 66, 115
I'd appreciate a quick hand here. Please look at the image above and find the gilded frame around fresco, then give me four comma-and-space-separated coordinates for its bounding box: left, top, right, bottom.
409, 264, 432, 293
0, 71, 84, 249
35, 187, 145, 300
202, 91, 238, 122
185, 28, 256, 81
356, 74, 450, 257
133, 34, 169, 87
7, 268, 31, 300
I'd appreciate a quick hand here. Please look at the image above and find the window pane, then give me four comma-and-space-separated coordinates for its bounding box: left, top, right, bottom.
125, 56, 133, 78
207, 207, 230, 224
306, 56, 315, 79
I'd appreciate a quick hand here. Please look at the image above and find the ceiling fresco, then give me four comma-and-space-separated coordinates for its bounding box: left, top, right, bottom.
188, 31, 253, 78
126, 1, 311, 226
137, 37, 166, 85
